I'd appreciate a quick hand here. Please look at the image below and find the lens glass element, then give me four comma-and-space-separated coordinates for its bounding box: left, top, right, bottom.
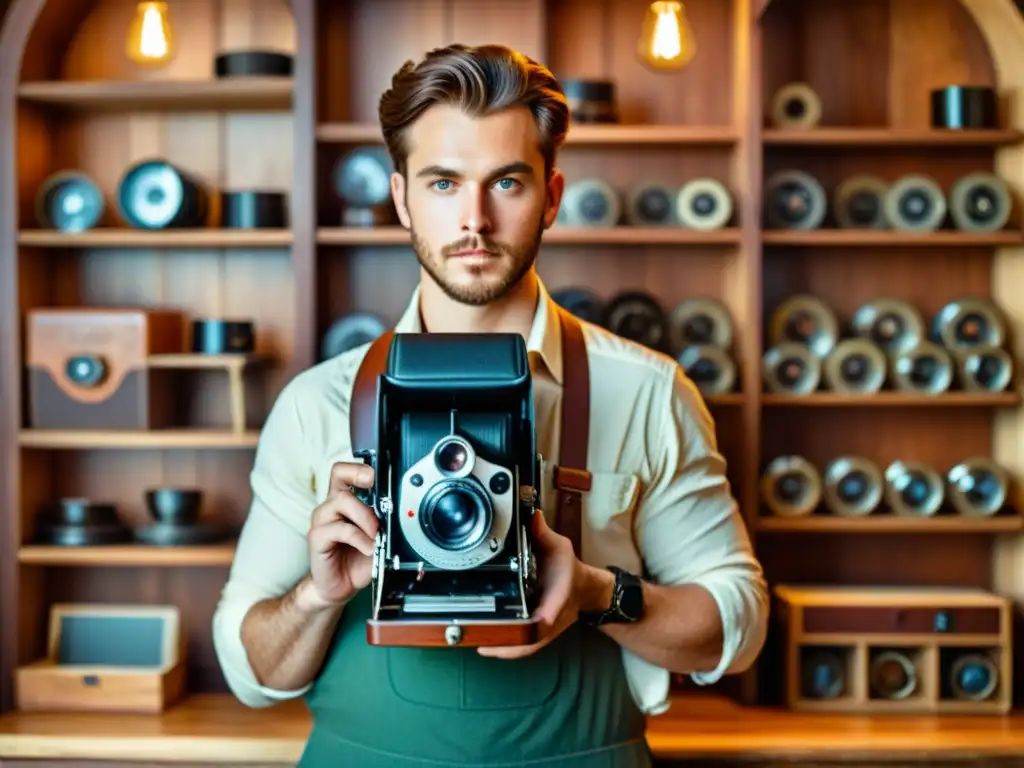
436, 439, 469, 473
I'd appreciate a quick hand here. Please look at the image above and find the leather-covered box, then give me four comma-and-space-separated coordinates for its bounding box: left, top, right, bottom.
26, 308, 184, 430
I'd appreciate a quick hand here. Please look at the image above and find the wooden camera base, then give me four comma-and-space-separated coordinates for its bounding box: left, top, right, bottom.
367, 617, 541, 648
774, 585, 1013, 715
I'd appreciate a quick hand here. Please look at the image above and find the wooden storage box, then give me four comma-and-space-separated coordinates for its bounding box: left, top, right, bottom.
774, 585, 1013, 714
14, 604, 185, 713
26, 307, 184, 430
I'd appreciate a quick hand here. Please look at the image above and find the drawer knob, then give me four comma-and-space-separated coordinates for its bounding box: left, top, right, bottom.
934, 610, 952, 632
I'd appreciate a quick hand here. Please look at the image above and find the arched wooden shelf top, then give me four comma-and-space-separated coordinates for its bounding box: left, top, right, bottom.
0, 0, 1023, 757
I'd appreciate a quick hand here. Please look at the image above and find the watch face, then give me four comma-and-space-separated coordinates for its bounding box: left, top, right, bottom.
619, 584, 644, 620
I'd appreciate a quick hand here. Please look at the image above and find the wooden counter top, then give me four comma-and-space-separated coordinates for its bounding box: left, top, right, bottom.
0, 693, 1022, 763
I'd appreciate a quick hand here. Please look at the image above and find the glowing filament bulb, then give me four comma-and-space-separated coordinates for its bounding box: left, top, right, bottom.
638, 1, 696, 71
126, 2, 175, 67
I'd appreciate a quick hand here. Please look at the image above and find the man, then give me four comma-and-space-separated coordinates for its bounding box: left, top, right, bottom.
213, 43, 768, 768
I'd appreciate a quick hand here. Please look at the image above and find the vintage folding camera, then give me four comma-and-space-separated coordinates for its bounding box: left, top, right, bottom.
352, 332, 542, 648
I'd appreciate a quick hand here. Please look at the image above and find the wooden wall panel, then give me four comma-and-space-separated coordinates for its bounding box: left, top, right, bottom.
546, 0, 734, 126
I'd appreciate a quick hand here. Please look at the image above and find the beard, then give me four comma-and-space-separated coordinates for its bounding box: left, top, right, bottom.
410, 216, 545, 306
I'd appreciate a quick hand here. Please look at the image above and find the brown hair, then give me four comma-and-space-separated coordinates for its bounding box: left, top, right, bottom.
378, 43, 570, 178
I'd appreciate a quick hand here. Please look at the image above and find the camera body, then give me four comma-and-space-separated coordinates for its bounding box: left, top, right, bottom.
352, 332, 543, 648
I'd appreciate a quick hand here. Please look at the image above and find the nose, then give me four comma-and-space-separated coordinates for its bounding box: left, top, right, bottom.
460, 183, 492, 234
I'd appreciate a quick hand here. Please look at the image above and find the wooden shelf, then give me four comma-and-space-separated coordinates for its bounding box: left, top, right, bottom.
0, 692, 1021, 763
758, 514, 1024, 533
148, 353, 268, 370
18, 543, 237, 567
317, 122, 739, 145
762, 230, 1024, 247
705, 394, 745, 406
317, 226, 742, 247
762, 392, 1022, 407
17, 430, 260, 449
18, 229, 292, 248
763, 127, 1024, 146
17, 78, 293, 111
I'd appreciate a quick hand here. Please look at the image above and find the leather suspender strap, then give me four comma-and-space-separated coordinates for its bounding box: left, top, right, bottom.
348, 308, 592, 554
551, 306, 592, 555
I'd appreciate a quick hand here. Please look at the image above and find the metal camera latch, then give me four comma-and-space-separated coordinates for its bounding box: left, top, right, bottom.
445, 625, 463, 646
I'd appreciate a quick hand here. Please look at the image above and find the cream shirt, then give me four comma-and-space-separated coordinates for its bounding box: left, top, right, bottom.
212, 278, 769, 716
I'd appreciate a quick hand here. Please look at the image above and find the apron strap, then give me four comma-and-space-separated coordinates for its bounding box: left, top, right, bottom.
348, 307, 591, 554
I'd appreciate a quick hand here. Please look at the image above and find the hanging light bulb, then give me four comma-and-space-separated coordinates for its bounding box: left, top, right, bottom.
637, 1, 696, 72
125, 2, 175, 67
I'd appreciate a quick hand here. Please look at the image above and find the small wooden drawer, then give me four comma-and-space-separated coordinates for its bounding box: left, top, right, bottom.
802, 606, 1002, 636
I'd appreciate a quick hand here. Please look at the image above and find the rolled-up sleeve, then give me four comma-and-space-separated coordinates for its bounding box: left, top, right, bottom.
634, 366, 769, 685
212, 379, 322, 708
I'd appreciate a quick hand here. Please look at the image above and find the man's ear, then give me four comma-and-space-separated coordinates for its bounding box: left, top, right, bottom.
391, 172, 411, 229
543, 167, 565, 229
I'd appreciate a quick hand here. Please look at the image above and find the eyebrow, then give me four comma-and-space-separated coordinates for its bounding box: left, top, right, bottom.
415, 161, 534, 180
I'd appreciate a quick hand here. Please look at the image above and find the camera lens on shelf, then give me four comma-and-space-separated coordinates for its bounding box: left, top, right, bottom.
946, 458, 1008, 517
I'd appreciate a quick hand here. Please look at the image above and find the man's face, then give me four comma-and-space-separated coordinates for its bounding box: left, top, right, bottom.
390, 104, 564, 305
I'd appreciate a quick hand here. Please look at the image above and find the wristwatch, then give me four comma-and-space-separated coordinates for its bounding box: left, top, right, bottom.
580, 566, 645, 627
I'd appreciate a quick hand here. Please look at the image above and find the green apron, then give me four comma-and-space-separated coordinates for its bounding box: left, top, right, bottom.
298, 587, 652, 767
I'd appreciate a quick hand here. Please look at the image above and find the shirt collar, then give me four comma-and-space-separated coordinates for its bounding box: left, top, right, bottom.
393, 277, 564, 385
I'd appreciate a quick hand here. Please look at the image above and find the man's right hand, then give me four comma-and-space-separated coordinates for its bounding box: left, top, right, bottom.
305, 461, 379, 608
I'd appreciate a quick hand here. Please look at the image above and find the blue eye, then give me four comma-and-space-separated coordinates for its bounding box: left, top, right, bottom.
432, 179, 453, 191
496, 178, 518, 190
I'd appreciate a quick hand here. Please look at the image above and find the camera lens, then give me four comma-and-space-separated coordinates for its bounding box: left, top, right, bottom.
420, 479, 492, 552
432, 490, 476, 542
436, 439, 469, 473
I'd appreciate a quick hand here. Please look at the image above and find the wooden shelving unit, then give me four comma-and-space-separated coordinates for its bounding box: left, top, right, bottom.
762, 393, 1023, 407
18, 229, 293, 248
16, 77, 293, 110
762, 127, 1024, 147
317, 121, 740, 145
17, 543, 237, 567
1, 0, 1023, 762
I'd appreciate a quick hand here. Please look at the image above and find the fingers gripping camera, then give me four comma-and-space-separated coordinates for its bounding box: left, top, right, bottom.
398, 433, 516, 571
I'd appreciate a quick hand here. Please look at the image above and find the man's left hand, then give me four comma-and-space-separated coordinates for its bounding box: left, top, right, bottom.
476, 509, 584, 659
